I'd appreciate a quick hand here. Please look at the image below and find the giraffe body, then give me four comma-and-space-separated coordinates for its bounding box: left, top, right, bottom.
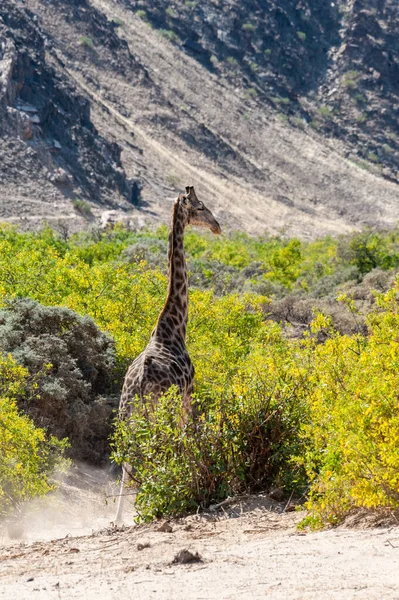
115, 186, 221, 524
119, 334, 194, 420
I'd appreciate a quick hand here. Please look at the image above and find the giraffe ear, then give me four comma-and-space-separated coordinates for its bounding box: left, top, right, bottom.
178, 192, 187, 205
184, 185, 201, 209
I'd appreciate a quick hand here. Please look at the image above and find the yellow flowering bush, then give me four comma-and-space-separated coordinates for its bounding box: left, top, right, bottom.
1, 224, 399, 524
299, 291, 399, 527
0, 354, 67, 517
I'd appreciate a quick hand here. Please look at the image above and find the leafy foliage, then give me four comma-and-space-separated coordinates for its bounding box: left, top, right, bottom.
1, 223, 399, 524
298, 294, 399, 527
113, 333, 308, 523
0, 298, 118, 463
0, 354, 67, 518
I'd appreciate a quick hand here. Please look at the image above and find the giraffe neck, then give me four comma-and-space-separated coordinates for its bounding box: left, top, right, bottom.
155, 199, 188, 341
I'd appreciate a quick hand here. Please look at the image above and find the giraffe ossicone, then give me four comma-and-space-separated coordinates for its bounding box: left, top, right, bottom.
114, 185, 221, 525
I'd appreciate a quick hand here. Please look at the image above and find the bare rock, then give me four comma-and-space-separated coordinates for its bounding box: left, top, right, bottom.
137, 542, 151, 551
172, 549, 203, 565
157, 521, 173, 533
269, 487, 285, 501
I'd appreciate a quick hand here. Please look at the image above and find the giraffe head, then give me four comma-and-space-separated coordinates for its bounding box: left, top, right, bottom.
180, 185, 221, 234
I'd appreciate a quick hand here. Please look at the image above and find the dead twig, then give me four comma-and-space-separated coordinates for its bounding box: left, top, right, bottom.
209, 495, 249, 512
283, 490, 295, 513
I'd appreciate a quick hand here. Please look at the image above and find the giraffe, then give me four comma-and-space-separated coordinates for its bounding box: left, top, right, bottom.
114, 185, 221, 524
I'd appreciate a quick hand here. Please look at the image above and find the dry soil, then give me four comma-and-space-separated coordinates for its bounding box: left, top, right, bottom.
1, 467, 398, 600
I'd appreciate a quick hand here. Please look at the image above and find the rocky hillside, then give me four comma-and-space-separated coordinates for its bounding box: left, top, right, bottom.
0, 0, 398, 237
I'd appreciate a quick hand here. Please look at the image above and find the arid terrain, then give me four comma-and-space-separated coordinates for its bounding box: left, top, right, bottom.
2, 2, 399, 598
0, 470, 398, 600
1, 0, 399, 238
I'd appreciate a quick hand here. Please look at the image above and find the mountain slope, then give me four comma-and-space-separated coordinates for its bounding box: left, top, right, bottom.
0, 0, 398, 237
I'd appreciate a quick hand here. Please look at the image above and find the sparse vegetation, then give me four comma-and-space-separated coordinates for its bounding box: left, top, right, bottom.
136, 9, 147, 20
79, 36, 94, 49
291, 117, 306, 129
386, 131, 398, 142
72, 198, 93, 218
159, 29, 179, 43
226, 56, 239, 66
111, 17, 125, 28
350, 158, 371, 171
244, 87, 257, 99
165, 7, 178, 18
166, 172, 181, 188
353, 93, 366, 104
242, 23, 257, 32
367, 151, 379, 163
309, 120, 320, 130
343, 70, 361, 90
318, 105, 333, 118
296, 31, 307, 42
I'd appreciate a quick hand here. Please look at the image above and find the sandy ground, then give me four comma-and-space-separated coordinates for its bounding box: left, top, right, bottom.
0, 467, 398, 600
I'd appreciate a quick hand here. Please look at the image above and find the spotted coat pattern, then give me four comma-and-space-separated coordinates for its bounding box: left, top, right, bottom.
118, 186, 221, 421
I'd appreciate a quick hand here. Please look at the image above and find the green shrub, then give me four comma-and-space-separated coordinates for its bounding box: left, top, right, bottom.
0, 298, 118, 463
242, 23, 256, 32
165, 7, 178, 18
318, 105, 333, 118
367, 151, 379, 163
350, 158, 370, 170
159, 29, 179, 43
2, 224, 399, 526
72, 198, 93, 218
386, 132, 398, 142
291, 117, 305, 129
244, 87, 257, 99
340, 229, 399, 274
309, 120, 320, 130
112, 17, 125, 28
296, 31, 307, 42
79, 36, 94, 49
0, 354, 67, 518
136, 10, 147, 20
353, 93, 366, 104
166, 172, 181, 188
343, 70, 360, 90
112, 326, 308, 522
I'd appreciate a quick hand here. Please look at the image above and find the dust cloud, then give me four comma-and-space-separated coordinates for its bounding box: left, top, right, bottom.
0, 462, 136, 544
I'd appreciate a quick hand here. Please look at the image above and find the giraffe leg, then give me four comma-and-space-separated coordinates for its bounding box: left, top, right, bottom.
182, 391, 196, 425
114, 463, 128, 525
